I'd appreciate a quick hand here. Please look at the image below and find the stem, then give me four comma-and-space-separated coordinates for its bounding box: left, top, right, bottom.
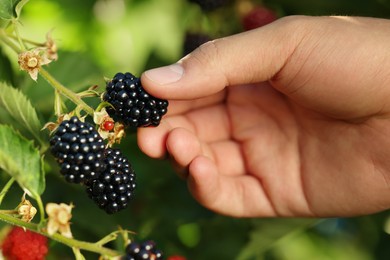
0, 211, 35, 229
50, 232, 120, 257
0, 178, 16, 205
12, 19, 27, 51
0, 212, 121, 257
6, 32, 44, 47
35, 195, 45, 224
54, 90, 63, 117
0, 30, 21, 53
0, 210, 18, 214
39, 68, 95, 116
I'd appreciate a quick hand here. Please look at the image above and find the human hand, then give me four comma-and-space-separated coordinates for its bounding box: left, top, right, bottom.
138, 16, 390, 218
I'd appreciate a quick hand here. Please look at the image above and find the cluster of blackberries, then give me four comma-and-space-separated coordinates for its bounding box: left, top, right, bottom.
122, 240, 163, 260
103, 72, 168, 127
50, 116, 136, 214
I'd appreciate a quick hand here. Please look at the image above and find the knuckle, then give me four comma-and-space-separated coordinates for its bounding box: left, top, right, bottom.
191, 40, 222, 68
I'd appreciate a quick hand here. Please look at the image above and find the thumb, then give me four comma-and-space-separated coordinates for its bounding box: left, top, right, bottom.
140, 16, 305, 100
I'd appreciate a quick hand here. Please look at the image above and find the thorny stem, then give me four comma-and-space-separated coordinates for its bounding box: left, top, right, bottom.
0, 178, 15, 205
0, 212, 122, 257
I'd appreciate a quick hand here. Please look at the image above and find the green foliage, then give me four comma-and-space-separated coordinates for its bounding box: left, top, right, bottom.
0, 124, 44, 199
0, 0, 29, 27
237, 218, 318, 260
0, 0, 21, 20
0, 0, 389, 259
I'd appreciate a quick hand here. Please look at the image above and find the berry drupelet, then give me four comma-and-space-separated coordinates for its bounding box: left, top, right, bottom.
103, 72, 168, 127
122, 240, 163, 260
50, 116, 105, 184
85, 148, 136, 214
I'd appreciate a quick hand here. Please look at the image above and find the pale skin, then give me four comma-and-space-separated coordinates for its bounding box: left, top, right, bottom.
137, 15, 390, 218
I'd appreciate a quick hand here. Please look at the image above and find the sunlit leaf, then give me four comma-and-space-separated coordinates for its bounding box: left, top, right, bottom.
0, 0, 20, 20
0, 0, 28, 19
0, 124, 45, 198
14, 0, 28, 18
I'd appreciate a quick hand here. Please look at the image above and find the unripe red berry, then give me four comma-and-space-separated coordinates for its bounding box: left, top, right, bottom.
1, 226, 48, 260
103, 120, 115, 131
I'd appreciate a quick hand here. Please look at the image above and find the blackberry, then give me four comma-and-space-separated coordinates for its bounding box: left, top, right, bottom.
188, 0, 231, 12
122, 240, 163, 260
183, 32, 212, 56
103, 72, 168, 127
86, 148, 136, 214
50, 116, 105, 184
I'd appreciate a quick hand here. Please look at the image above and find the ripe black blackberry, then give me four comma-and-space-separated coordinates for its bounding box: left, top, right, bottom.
188, 0, 231, 11
50, 116, 105, 184
86, 148, 136, 214
103, 72, 168, 127
122, 240, 163, 260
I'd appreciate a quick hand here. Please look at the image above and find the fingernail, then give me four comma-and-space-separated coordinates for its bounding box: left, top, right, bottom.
144, 64, 184, 85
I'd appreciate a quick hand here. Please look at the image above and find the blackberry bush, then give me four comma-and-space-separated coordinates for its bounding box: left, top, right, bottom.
103, 72, 168, 127
86, 148, 136, 214
122, 240, 163, 260
50, 116, 106, 184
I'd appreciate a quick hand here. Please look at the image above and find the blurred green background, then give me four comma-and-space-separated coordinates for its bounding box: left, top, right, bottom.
1, 0, 390, 259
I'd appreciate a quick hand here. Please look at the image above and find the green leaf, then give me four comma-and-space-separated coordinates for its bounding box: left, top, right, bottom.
0, 0, 28, 20
14, 0, 28, 18
0, 82, 44, 144
0, 124, 45, 198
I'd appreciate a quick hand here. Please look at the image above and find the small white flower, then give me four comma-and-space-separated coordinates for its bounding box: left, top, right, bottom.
46, 202, 73, 238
